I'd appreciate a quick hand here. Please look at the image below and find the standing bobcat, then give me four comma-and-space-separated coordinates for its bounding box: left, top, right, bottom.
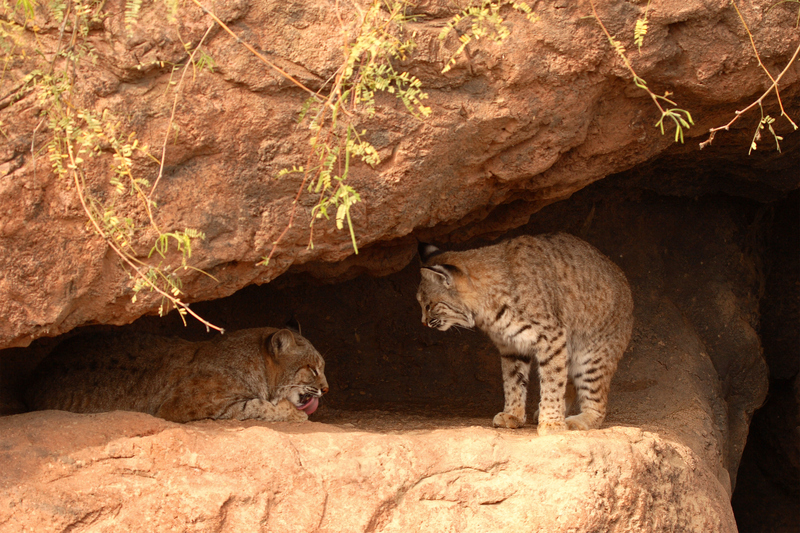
417, 233, 633, 435
25, 326, 328, 423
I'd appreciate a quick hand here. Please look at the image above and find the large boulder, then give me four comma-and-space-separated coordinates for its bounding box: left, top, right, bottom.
0, 0, 798, 348
0, 410, 735, 533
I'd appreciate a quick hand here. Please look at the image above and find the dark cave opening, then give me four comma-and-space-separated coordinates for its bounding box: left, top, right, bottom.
731, 190, 800, 533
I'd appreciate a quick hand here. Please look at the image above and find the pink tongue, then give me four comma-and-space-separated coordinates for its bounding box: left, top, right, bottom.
299, 396, 319, 415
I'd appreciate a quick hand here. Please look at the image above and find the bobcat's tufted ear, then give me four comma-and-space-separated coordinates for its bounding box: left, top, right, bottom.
420, 264, 460, 288
285, 316, 302, 335
418, 242, 443, 263
266, 329, 297, 358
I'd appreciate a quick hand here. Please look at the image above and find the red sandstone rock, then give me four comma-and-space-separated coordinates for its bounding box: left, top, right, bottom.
0, 2, 793, 527
0, 0, 797, 348
0, 411, 736, 532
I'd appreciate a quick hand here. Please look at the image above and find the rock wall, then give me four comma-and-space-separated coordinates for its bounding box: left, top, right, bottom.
0, 0, 798, 348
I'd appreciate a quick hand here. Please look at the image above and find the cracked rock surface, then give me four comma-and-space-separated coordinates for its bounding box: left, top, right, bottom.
1, 0, 797, 348
0, 411, 735, 533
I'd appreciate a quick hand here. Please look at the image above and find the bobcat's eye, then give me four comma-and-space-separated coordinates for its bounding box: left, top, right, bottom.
309, 366, 319, 377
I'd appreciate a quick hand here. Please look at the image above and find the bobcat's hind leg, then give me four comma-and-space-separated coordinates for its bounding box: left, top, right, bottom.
493, 354, 532, 429
566, 346, 618, 431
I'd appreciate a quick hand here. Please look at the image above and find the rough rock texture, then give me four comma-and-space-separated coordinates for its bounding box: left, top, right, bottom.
0, 411, 735, 533
0, 0, 797, 529
1, 0, 798, 348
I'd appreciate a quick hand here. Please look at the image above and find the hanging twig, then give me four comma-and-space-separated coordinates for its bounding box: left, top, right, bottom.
700, 43, 800, 149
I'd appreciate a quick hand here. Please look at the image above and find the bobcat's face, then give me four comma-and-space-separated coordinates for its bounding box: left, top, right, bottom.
269, 329, 329, 415
285, 359, 327, 415
417, 264, 475, 331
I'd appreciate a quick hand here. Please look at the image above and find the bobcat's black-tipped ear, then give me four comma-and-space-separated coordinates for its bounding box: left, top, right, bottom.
266, 329, 297, 358
418, 242, 442, 263
420, 264, 460, 288
285, 316, 302, 335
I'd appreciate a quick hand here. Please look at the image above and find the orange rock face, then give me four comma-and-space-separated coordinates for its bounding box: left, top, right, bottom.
0, 410, 736, 533
0, 0, 797, 349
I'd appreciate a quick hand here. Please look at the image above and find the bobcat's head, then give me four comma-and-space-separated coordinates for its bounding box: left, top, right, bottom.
417, 243, 476, 331
267, 327, 328, 415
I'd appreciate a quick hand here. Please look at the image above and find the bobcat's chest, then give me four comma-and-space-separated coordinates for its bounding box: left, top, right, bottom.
481, 308, 555, 356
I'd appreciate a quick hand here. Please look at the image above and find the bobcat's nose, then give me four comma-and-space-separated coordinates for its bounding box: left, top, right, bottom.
321, 386, 329, 395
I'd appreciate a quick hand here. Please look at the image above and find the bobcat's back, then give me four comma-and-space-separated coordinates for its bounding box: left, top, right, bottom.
497, 234, 633, 348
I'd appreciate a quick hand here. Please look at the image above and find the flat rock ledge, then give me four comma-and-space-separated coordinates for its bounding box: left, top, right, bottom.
1, 410, 735, 533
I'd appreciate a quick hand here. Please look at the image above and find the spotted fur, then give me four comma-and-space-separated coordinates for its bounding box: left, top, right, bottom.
417, 233, 633, 435
25, 327, 328, 423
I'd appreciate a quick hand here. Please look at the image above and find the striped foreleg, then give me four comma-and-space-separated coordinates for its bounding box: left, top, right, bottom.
492, 354, 532, 429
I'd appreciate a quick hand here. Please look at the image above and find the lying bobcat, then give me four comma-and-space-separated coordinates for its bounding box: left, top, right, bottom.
25, 326, 328, 423
417, 233, 633, 435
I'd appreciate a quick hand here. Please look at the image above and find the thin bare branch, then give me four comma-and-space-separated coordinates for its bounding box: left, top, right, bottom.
69, 148, 225, 333
729, 0, 793, 126
150, 23, 216, 207
189, 0, 319, 99
700, 43, 800, 149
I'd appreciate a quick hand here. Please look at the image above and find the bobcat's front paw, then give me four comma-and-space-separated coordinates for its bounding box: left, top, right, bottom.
277, 399, 309, 422
537, 420, 568, 436
492, 412, 525, 429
